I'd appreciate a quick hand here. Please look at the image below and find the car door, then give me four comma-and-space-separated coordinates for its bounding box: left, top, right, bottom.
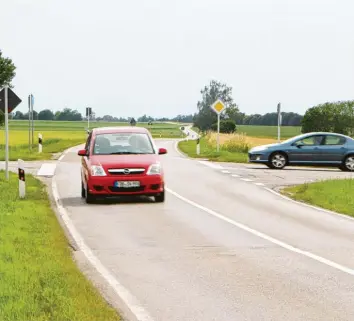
287, 135, 324, 163
318, 134, 347, 163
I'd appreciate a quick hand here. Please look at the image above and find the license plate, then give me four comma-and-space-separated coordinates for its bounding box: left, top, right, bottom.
114, 181, 140, 188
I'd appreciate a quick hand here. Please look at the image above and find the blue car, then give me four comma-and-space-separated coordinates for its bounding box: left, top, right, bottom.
248, 132, 354, 171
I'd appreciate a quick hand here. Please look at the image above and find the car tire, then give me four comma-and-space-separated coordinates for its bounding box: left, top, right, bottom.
81, 181, 85, 198
155, 191, 165, 203
85, 187, 95, 204
268, 152, 287, 170
341, 155, 354, 171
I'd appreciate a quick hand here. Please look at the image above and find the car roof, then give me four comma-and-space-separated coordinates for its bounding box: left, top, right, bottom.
300, 132, 352, 138
92, 126, 149, 135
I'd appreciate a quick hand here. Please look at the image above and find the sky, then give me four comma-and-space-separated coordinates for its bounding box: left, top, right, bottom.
1, 0, 354, 118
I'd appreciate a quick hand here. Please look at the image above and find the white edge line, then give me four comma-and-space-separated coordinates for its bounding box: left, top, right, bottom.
254, 183, 265, 186
240, 178, 253, 182
231, 174, 240, 178
165, 186, 354, 276
264, 187, 354, 223
221, 170, 231, 174
52, 160, 154, 321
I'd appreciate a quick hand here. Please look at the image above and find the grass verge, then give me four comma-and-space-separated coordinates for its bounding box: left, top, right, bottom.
178, 136, 248, 163
0, 172, 121, 321
281, 179, 354, 217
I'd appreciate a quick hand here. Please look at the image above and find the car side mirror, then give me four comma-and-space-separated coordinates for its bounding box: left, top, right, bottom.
158, 148, 167, 155
78, 149, 88, 156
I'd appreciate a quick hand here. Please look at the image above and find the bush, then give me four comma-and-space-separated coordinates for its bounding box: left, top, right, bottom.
211, 119, 236, 133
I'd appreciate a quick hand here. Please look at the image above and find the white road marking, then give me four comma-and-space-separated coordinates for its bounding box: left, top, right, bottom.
221, 170, 231, 174
37, 163, 57, 177
264, 187, 354, 223
255, 183, 265, 186
198, 160, 224, 170
240, 178, 253, 182
51, 179, 154, 321
165, 187, 354, 277
231, 174, 240, 178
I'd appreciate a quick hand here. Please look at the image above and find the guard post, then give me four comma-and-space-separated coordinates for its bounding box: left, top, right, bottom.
38, 133, 43, 153
196, 137, 200, 155
18, 159, 26, 199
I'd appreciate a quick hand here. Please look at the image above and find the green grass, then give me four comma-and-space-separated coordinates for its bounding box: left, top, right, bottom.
0, 121, 184, 161
0, 172, 121, 321
178, 137, 248, 163
8, 120, 184, 138
282, 179, 354, 217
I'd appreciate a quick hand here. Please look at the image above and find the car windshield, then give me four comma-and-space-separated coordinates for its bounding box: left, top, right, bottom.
92, 132, 155, 155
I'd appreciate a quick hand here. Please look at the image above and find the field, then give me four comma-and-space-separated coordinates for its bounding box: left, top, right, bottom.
0, 172, 121, 321
237, 125, 301, 138
0, 120, 184, 161
282, 179, 354, 217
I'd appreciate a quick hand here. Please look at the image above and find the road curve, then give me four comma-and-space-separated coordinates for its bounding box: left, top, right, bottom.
55, 138, 354, 321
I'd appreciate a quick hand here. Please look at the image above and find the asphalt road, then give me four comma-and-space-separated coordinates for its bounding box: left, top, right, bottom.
55, 138, 354, 321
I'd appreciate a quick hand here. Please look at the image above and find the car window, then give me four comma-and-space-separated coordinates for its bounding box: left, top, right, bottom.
92, 132, 155, 155
323, 135, 346, 146
296, 135, 324, 146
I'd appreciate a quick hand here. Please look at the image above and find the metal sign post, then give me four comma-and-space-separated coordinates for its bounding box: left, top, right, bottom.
277, 102, 281, 143
31, 94, 34, 148
4, 86, 9, 180
28, 95, 31, 150
86, 107, 92, 130
0, 87, 22, 179
210, 99, 226, 153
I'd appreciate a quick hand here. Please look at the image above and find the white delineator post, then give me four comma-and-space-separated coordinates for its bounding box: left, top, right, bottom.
38, 133, 43, 153
18, 159, 26, 198
196, 137, 200, 155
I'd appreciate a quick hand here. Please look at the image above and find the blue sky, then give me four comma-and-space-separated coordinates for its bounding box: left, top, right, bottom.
1, 0, 354, 118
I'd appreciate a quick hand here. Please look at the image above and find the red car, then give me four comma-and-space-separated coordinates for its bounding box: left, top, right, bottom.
78, 126, 167, 203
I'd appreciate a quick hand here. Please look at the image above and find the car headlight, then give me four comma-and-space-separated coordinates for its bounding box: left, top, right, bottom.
147, 163, 162, 175
250, 146, 267, 153
90, 165, 107, 176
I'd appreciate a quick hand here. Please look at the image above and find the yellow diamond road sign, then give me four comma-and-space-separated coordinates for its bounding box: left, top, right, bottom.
211, 99, 225, 114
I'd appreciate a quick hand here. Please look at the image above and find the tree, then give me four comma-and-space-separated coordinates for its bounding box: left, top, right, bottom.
0, 50, 16, 126
55, 108, 82, 121
193, 80, 239, 131
38, 109, 54, 120
211, 119, 236, 133
301, 101, 354, 135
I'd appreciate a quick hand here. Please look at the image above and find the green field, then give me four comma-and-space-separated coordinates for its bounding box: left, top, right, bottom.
237, 125, 302, 138
282, 179, 354, 217
0, 120, 184, 161
195, 125, 302, 138
0, 172, 121, 321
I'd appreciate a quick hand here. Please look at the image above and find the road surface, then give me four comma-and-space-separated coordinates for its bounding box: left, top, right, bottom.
54, 138, 354, 321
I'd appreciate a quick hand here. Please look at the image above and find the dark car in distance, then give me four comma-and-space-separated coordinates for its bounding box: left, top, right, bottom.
248, 132, 354, 171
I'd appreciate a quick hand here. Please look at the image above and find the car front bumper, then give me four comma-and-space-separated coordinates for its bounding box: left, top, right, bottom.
87, 175, 164, 196
248, 152, 269, 164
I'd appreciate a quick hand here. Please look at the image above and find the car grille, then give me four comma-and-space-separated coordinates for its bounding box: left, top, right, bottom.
108, 186, 145, 193
108, 168, 145, 175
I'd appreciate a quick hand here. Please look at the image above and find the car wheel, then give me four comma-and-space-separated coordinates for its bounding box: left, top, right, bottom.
268, 152, 287, 169
81, 181, 85, 198
155, 191, 165, 203
341, 155, 354, 171
85, 187, 95, 204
